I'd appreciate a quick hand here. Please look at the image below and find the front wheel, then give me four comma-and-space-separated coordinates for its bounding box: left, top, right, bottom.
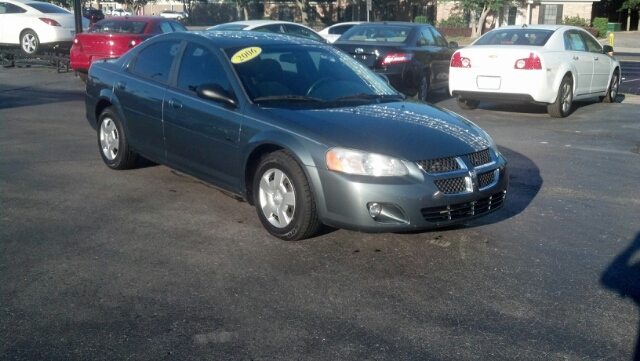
21, 30, 40, 55
98, 107, 138, 170
253, 150, 321, 241
547, 76, 573, 118
602, 71, 619, 103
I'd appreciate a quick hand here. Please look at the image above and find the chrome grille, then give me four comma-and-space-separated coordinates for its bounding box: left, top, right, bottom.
417, 157, 460, 173
421, 191, 506, 222
478, 170, 496, 189
468, 149, 491, 167
434, 177, 466, 194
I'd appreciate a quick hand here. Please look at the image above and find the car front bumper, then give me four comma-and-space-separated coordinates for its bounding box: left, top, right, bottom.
308, 151, 509, 233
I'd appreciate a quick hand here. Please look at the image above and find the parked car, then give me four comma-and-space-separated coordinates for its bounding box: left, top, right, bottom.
85, 30, 508, 241
333, 22, 458, 101
83, 8, 105, 24
70, 16, 186, 81
318, 21, 363, 43
207, 20, 326, 43
159, 10, 187, 20
0, 0, 89, 55
448, 24, 621, 118
110, 9, 132, 16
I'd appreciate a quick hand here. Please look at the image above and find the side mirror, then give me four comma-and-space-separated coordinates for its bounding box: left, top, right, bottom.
196, 83, 238, 108
449, 41, 459, 49
602, 45, 614, 55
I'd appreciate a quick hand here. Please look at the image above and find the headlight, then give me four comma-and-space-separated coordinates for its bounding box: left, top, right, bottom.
326, 148, 409, 176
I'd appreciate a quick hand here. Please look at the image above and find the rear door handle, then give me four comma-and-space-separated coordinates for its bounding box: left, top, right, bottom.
573, 56, 579, 60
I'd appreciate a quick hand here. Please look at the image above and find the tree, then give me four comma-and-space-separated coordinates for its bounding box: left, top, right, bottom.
181, 0, 207, 22
293, 0, 309, 23
448, 0, 507, 38
619, 0, 640, 30
113, 0, 154, 15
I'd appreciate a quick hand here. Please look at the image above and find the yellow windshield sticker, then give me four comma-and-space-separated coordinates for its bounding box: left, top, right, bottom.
231, 47, 262, 64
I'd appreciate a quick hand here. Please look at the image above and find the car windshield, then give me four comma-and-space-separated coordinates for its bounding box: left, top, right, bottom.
474, 29, 553, 46
224, 44, 401, 107
27, 2, 70, 13
89, 20, 148, 34
339, 25, 411, 42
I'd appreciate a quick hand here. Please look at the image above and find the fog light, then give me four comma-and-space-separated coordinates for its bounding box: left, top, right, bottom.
368, 203, 382, 218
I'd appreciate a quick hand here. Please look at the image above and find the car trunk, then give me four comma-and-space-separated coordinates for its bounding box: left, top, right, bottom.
74, 33, 148, 59
334, 41, 408, 70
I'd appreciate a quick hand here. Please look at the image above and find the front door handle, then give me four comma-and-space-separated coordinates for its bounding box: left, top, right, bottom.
168, 99, 183, 109
116, 81, 126, 90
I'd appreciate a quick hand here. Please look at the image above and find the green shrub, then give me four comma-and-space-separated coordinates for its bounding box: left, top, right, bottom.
414, 15, 428, 24
438, 15, 468, 28
592, 17, 608, 37
562, 15, 589, 27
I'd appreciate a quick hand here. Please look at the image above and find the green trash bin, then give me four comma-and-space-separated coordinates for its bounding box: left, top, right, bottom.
607, 23, 621, 32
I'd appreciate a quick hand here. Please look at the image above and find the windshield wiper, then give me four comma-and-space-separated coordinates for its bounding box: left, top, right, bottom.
331, 93, 405, 102
253, 95, 325, 103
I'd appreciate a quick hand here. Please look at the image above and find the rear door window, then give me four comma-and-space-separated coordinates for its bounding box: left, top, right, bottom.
131, 41, 181, 83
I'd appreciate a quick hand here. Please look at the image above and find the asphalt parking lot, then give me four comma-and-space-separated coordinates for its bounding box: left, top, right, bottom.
1, 59, 639, 360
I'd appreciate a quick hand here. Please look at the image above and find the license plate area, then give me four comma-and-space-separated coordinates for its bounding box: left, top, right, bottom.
353, 54, 375, 67
476, 76, 501, 90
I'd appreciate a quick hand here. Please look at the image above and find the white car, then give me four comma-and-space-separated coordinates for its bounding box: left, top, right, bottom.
208, 20, 326, 43
110, 9, 131, 16
448, 24, 621, 118
318, 21, 363, 43
159, 10, 187, 20
0, 0, 89, 55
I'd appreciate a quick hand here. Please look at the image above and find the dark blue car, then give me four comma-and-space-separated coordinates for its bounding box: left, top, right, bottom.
85, 31, 508, 241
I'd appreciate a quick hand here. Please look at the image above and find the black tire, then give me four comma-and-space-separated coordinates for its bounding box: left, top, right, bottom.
97, 107, 138, 170
602, 70, 619, 103
20, 30, 40, 55
547, 76, 573, 118
416, 74, 429, 101
456, 97, 479, 110
253, 150, 321, 241
77, 71, 88, 83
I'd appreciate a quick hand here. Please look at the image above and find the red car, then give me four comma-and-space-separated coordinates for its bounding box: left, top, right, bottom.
70, 16, 186, 81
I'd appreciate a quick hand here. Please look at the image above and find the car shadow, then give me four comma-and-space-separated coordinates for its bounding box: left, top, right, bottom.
600, 232, 640, 360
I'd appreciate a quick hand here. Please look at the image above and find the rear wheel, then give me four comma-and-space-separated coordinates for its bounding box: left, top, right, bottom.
20, 30, 40, 55
547, 76, 573, 118
253, 150, 321, 241
416, 74, 429, 101
456, 97, 479, 110
601, 71, 619, 103
98, 107, 138, 170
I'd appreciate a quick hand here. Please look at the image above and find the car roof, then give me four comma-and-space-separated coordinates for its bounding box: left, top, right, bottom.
152, 30, 327, 49
218, 20, 313, 28
98, 15, 173, 22
487, 24, 573, 31
6, 0, 39, 4
352, 21, 431, 28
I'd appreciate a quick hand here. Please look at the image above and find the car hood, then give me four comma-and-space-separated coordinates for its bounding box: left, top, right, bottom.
264, 102, 492, 161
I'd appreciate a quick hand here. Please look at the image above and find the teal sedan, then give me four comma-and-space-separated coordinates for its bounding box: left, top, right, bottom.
85, 31, 508, 241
